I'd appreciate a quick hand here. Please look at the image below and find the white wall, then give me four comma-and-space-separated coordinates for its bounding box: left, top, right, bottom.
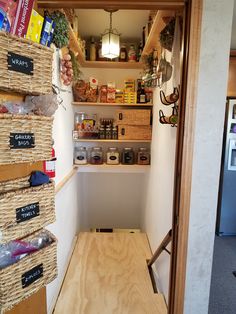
142, 59, 177, 300
46, 48, 80, 313
184, 1, 234, 314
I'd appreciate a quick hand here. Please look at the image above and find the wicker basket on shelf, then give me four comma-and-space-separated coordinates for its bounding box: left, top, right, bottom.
0, 176, 55, 243
0, 31, 53, 95
0, 229, 57, 313
0, 114, 53, 165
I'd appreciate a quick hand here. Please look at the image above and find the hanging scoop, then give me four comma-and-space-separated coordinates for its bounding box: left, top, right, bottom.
157, 49, 173, 85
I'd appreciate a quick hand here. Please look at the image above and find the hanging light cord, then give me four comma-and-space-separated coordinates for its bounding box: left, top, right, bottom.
109, 12, 113, 31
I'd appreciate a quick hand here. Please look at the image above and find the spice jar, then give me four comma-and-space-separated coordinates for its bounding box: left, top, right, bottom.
90, 147, 103, 164
112, 125, 118, 139
75, 146, 87, 165
106, 147, 120, 165
106, 125, 112, 139
137, 148, 150, 165
121, 148, 135, 165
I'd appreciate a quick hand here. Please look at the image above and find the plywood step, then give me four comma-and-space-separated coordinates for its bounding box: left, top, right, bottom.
54, 232, 167, 314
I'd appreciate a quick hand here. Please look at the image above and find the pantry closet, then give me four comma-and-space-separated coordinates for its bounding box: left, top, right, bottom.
0, 0, 207, 314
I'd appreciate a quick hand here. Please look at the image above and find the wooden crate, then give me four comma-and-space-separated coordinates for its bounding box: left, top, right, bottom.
115, 109, 151, 126
118, 125, 152, 140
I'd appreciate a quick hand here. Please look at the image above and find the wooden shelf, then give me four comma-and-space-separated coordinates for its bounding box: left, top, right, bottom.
74, 139, 151, 143
68, 23, 142, 69
72, 102, 153, 107
75, 164, 150, 173
141, 10, 175, 58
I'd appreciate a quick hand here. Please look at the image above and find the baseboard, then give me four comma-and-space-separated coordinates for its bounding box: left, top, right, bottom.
48, 235, 78, 314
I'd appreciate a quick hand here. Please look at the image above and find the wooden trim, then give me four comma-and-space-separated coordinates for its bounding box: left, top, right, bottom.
230, 50, 236, 57
55, 168, 77, 194
168, 0, 203, 313
38, 0, 186, 10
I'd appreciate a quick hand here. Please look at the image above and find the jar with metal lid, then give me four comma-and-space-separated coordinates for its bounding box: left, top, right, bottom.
112, 125, 118, 139
137, 147, 150, 165
90, 147, 103, 164
99, 125, 105, 139
121, 147, 135, 165
106, 147, 120, 165
74, 112, 86, 130
74, 146, 87, 165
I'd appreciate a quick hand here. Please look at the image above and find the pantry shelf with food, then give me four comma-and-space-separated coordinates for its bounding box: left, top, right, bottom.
74, 139, 151, 143
72, 101, 153, 107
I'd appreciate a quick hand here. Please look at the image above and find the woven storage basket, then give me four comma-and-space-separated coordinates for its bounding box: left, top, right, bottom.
0, 176, 55, 243
0, 31, 53, 95
0, 114, 53, 165
0, 229, 57, 312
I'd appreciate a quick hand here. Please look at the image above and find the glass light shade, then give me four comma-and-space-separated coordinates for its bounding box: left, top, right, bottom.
102, 32, 120, 59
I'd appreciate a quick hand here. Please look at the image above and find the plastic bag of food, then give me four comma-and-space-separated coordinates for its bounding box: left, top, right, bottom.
25, 94, 58, 116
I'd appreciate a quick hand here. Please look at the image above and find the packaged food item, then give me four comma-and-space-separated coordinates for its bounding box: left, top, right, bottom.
90, 147, 103, 164
119, 44, 127, 62
124, 79, 135, 92
75, 146, 87, 165
74, 112, 87, 130
115, 90, 124, 103
128, 44, 137, 62
137, 148, 150, 165
121, 148, 135, 165
106, 147, 120, 165
100, 85, 108, 103
107, 82, 116, 103
123, 92, 137, 104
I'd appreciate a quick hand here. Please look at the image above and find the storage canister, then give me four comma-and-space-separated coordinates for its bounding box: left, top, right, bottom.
137, 147, 150, 165
90, 147, 103, 164
106, 148, 120, 165
75, 147, 87, 165
121, 148, 135, 165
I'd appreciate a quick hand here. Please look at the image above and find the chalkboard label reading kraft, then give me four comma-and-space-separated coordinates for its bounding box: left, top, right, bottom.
16, 202, 40, 223
22, 264, 43, 288
10, 133, 35, 149
8, 52, 33, 75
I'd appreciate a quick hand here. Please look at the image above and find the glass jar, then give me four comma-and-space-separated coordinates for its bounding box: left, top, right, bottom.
121, 148, 135, 165
74, 146, 87, 165
99, 125, 105, 139
119, 44, 127, 62
106, 147, 120, 165
112, 125, 118, 139
74, 112, 86, 130
128, 44, 137, 62
137, 148, 150, 165
90, 147, 103, 164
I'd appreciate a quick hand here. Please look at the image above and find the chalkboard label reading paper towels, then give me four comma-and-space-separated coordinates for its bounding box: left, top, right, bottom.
16, 202, 40, 223
7, 52, 33, 75
10, 133, 35, 149
22, 264, 43, 288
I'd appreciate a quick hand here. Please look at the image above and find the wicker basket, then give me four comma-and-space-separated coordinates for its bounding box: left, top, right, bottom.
0, 176, 55, 243
0, 229, 57, 312
0, 114, 53, 165
0, 31, 53, 95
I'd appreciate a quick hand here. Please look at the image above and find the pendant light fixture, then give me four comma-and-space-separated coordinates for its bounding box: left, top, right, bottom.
101, 9, 120, 59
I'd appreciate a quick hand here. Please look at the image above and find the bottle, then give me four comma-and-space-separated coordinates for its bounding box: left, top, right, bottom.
147, 15, 153, 34
119, 44, 127, 62
142, 26, 146, 47
137, 81, 146, 104
128, 44, 137, 62
90, 37, 96, 61
137, 41, 143, 62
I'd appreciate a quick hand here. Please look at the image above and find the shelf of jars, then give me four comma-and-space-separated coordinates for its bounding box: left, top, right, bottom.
74, 164, 150, 174
74, 139, 151, 143
72, 102, 153, 107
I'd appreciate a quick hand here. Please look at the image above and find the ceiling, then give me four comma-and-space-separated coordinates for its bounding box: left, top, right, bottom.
75, 7, 236, 49
75, 9, 150, 43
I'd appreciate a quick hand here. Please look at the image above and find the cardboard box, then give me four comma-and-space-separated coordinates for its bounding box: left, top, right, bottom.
26, 9, 44, 43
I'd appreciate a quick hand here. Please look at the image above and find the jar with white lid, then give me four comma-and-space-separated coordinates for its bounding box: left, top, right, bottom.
90, 147, 103, 164
106, 147, 119, 165
75, 146, 87, 165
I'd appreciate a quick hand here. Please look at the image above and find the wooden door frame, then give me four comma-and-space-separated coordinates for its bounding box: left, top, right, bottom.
38, 1, 203, 313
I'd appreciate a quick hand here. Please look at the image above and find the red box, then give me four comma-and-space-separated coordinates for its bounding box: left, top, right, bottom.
11, 0, 35, 37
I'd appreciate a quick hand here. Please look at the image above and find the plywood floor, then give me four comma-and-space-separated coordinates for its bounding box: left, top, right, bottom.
54, 232, 167, 314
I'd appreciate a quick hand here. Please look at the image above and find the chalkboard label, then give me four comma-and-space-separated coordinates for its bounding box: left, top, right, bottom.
8, 52, 33, 75
16, 202, 40, 223
22, 264, 43, 288
10, 133, 35, 149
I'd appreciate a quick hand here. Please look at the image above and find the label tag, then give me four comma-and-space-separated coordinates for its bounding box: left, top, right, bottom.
16, 202, 40, 223
22, 264, 43, 288
8, 52, 33, 75
10, 133, 35, 149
